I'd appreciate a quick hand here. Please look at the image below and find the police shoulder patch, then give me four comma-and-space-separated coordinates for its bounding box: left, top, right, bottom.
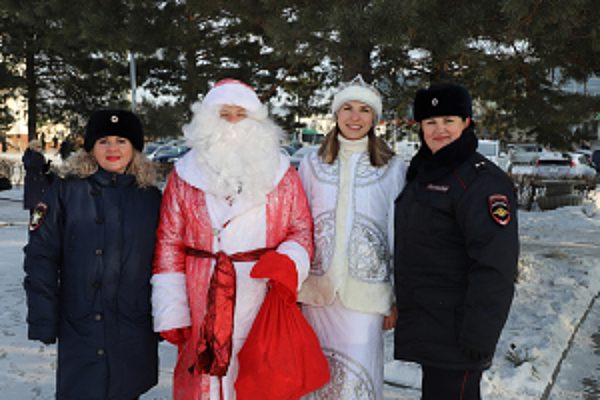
488, 194, 510, 226
29, 202, 48, 231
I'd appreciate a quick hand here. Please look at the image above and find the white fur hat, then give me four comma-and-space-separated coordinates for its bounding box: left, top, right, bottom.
202, 79, 262, 113
331, 75, 382, 121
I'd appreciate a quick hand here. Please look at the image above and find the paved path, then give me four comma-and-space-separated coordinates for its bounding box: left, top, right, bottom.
522, 233, 600, 400
545, 294, 600, 400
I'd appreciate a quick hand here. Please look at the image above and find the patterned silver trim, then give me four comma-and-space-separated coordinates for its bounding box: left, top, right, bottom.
348, 213, 390, 282
308, 151, 400, 188
308, 151, 339, 185
307, 347, 376, 400
312, 210, 336, 275
355, 153, 396, 187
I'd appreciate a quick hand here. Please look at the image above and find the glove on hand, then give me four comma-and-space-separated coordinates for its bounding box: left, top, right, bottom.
40, 337, 56, 345
460, 345, 491, 362
160, 327, 191, 345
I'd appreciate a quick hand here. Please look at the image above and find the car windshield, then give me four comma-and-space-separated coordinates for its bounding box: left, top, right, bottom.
143, 143, 160, 155
156, 146, 188, 157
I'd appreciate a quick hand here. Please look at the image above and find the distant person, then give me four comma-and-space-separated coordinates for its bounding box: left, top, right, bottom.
22, 139, 51, 215
297, 75, 407, 399
58, 135, 75, 160
1, 134, 7, 152
393, 83, 519, 400
23, 109, 161, 399
0, 159, 12, 190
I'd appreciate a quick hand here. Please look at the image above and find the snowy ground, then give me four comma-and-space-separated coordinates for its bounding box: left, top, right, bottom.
1, 150, 600, 399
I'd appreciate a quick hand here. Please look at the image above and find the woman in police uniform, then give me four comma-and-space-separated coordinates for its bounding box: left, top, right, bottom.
23, 109, 161, 400
393, 84, 519, 400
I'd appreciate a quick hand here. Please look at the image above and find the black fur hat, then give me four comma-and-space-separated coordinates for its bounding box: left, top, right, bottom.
84, 109, 144, 152
413, 83, 472, 122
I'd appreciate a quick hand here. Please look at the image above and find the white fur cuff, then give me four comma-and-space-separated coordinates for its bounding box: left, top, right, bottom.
151, 272, 191, 332
277, 240, 310, 290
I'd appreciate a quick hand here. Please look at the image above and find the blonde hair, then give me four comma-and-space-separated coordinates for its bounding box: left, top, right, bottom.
59, 149, 158, 188
317, 126, 395, 167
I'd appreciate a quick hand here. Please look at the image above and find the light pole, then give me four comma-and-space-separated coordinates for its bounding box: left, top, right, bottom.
129, 51, 137, 112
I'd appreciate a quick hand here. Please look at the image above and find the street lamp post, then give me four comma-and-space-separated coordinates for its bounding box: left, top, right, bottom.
129, 51, 137, 112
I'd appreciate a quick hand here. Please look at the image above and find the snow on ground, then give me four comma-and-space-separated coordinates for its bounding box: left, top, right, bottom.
1, 154, 600, 398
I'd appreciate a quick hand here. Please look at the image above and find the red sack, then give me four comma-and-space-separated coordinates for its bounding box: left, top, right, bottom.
235, 252, 330, 400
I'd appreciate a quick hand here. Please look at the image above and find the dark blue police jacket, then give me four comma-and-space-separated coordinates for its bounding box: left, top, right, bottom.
24, 168, 161, 400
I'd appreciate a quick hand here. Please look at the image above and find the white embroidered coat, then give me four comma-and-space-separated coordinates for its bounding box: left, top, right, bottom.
298, 149, 406, 315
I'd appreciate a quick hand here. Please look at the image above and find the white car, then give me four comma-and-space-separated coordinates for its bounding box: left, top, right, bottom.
518, 151, 596, 183
565, 152, 597, 181
477, 139, 509, 171
507, 143, 544, 164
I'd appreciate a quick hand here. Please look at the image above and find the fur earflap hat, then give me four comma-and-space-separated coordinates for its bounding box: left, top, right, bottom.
202, 79, 263, 113
331, 74, 382, 122
413, 83, 472, 122
84, 109, 144, 152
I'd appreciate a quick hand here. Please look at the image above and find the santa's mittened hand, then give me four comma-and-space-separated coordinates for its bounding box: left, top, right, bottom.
251, 250, 297, 292
160, 327, 191, 345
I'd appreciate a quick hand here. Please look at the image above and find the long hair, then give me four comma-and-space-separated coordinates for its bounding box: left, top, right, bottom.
59, 149, 158, 188
318, 125, 395, 167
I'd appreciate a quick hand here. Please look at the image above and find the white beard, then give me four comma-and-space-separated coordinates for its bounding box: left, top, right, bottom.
182, 103, 282, 202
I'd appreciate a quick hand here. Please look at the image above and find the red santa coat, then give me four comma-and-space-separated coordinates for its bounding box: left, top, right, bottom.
151, 152, 313, 400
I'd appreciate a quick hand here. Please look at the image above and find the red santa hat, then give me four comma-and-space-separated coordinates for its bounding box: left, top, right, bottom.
202, 79, 263, 113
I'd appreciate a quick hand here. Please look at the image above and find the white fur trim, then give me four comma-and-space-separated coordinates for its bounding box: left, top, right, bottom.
151, 272, 191, 332
332, 86, 382, 120
277, 240, 311, 291
202, 81, 262, 113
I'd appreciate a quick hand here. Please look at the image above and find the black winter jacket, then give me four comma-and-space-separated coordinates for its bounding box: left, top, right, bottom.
393, 130, 519, 371
23, 167, 161, 400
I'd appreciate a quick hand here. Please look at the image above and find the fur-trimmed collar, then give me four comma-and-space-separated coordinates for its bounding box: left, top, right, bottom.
58, 149, 158, 188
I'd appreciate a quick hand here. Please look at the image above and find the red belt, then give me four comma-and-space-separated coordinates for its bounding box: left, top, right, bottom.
185, 247, 274, 377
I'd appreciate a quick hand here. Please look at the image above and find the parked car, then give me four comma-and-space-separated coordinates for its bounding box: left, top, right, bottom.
507, 143, 544, 165
142, 142, 161, 158
533, 151, 572, 179
477, 139, 509, 171
144, 138, 187, 161
152, 145, 191, 164
565, 152, 597, 181
290, 146, 318, 169
509, 151, 596, 210
281, 141, 303, 156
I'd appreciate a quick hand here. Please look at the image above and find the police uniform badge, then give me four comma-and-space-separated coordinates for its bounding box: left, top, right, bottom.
29, 202, 48, 231
488, 194, 510, 226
